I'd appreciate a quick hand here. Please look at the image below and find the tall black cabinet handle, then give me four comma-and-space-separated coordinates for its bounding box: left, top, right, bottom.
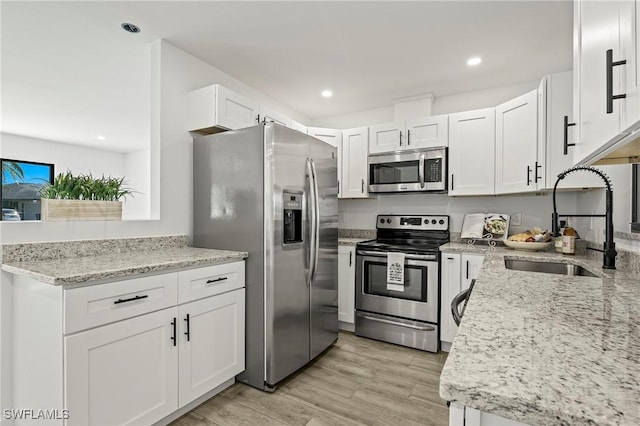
171, 318, 177, 346
407, 130, 411, 146
606, 49, 627, 114
399, 131, 403, 146
184, 314, 190, 342
527, 166, 532, 186
349, 251, 353, 267
563, 115, 576, 155
451, 174, 454, 191
534, 161, 542, 183
466, 261, 469, 280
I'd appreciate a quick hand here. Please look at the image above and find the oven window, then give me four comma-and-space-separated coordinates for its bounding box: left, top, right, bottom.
363, 260, 427, 302
370, 161, 419, 185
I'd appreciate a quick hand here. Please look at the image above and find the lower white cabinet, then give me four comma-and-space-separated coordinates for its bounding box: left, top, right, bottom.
178, 289, 245, 406
440, 253, 484, 349
65, 308, 179, 426
338, 246, 355, 326
449, 403, 528, 426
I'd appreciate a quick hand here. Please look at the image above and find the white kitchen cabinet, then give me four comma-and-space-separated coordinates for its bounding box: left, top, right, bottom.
338, 246, 355, 327
341, 127, 369, 198
440, 252, 484, 350
178, 289, 245, 407
290, 120, 308, 134
573, 0, 640, 165
65, 308, 179, 426
368, 115, 448, 154
495, 90, 540, 194
307, 127, 342, 148
542, 72, 605, 190
448, 108, 496, 196
187, 84, 259, 132
449, 403, 528, 426
259, 106, 292, 127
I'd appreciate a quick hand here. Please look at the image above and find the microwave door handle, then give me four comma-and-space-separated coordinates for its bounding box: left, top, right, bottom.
418, 154, 425, 188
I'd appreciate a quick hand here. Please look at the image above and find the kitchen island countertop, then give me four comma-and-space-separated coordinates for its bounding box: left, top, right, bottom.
439, 244, 640, 426
2, 247, 248, 286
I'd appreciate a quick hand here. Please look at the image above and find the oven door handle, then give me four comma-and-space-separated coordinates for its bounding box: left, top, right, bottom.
357, 312, 436, 331
356, 250, 437, 261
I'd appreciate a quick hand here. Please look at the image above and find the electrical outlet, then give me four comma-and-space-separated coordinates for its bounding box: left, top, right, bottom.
512, 213, 522, 226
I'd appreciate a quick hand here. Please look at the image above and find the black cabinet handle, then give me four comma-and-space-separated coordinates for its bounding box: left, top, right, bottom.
399, 131, 403, 146
534, 161, 542, 183
184, 314, 190, 342
113, 294, 148, 305
171, 317, 176, 347
349, 251, 353, 267
206, 277, 228, 284
527, 166, 532, 186
407, 129, 411, 146
606, 49, 627, 114
466, 260, 469, 280
563, 115, 576, 155
256, 114, 261, 123
361, 179, 365, 193
451, 174, 454, 191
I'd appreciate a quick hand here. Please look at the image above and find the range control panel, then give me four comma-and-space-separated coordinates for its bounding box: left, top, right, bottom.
376, 215, 449, 231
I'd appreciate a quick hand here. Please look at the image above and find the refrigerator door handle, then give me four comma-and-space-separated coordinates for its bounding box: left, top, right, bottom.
306, 158, 317, 288
310, 159, 320, 284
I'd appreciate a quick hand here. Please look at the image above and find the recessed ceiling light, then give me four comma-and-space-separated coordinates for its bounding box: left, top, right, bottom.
467, 57, 482, 66
121, 23, 141, 34
321, 90, 333, 98
97, 135, 106, 140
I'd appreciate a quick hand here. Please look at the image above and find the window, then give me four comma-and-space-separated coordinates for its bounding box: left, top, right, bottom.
1, 159, 54, 221
633, 164, 640, 233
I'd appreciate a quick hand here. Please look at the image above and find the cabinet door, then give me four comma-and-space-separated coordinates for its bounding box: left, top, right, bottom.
461, 254, 484, 290
440, 253, 461, 344
65, 308, 179, 426
495, 90, 538, 194
575, 0, 624, 164
216, 85, 260, 130
338, 246, 355, 325
448, 108, 496, 196
368, 122, 402, 154
406, 115, 449, 149
341, 127, 369, 198
259, 106, 292, 127
178, 289, 245, 407
290, 120, 308, 134
307, 127, 342, 148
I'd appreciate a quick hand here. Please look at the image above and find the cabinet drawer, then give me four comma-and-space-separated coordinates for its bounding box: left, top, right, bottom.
64, 273, 178, 334
178, 261, 245, 303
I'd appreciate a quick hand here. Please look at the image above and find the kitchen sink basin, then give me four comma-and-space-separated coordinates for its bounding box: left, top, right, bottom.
504, 259, 598, 277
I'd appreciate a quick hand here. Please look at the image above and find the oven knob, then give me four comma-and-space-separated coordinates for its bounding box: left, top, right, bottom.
424, 219, 429, 225
380, 218, 385, 224
386, 219, 391, 224
431, 219, 437, 225
439, 219, 445, 225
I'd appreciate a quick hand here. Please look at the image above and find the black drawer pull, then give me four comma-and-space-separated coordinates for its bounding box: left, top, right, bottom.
184, 313, 190, 342
113, 294, 148, 305
206, 277, 228, 284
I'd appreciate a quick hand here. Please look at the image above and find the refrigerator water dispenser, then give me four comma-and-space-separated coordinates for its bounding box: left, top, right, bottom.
283, 190, 303, 244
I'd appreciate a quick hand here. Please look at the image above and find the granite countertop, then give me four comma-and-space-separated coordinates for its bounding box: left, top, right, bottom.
439, 245, 640, 425
338, 237, 371, 246
2, 247, 248, 286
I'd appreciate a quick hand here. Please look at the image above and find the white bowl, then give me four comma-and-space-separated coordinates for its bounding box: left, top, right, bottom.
503, 240, 552, 251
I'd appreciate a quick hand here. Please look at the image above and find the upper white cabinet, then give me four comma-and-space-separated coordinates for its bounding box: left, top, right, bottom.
368, 115, 448, 154
448, 108, 496, 196
259, 106, 292, 127
338, 245, 355, 327
341, 127, 370, 198
573, 0, 640, 165
495, 90, 540, 194
308, 127, 342, 148
290, 120, 308, 134
188, 84, 259, 132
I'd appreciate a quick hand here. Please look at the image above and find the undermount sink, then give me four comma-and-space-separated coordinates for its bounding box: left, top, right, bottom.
504, 259, 598, 277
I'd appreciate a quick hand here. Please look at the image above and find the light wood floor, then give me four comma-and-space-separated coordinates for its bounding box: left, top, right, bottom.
171, 331, 449, 426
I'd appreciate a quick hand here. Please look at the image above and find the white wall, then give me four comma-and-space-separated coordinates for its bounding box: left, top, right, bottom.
122, 149, 151, 221
340, 192, 577, 235
0, 39, 310, 244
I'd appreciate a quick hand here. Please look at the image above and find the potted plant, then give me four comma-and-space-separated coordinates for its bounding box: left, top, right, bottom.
40, 171, 133, 221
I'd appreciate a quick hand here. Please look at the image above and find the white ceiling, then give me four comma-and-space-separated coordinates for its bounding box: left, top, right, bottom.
1, 1, 572, 152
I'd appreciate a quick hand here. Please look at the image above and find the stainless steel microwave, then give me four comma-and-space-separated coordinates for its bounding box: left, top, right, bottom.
368, 147, 447, 193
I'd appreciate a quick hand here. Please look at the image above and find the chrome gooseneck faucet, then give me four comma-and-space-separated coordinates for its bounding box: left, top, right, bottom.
551, 166, 617, 269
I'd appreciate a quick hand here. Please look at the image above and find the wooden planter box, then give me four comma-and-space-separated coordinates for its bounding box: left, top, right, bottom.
40, 199, 122, 221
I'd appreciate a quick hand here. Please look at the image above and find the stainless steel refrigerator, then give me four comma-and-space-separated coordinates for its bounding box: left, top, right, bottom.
193, 123, 338, 391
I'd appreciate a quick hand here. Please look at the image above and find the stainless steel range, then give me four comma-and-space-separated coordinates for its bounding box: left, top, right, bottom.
355, 215, 449, 352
